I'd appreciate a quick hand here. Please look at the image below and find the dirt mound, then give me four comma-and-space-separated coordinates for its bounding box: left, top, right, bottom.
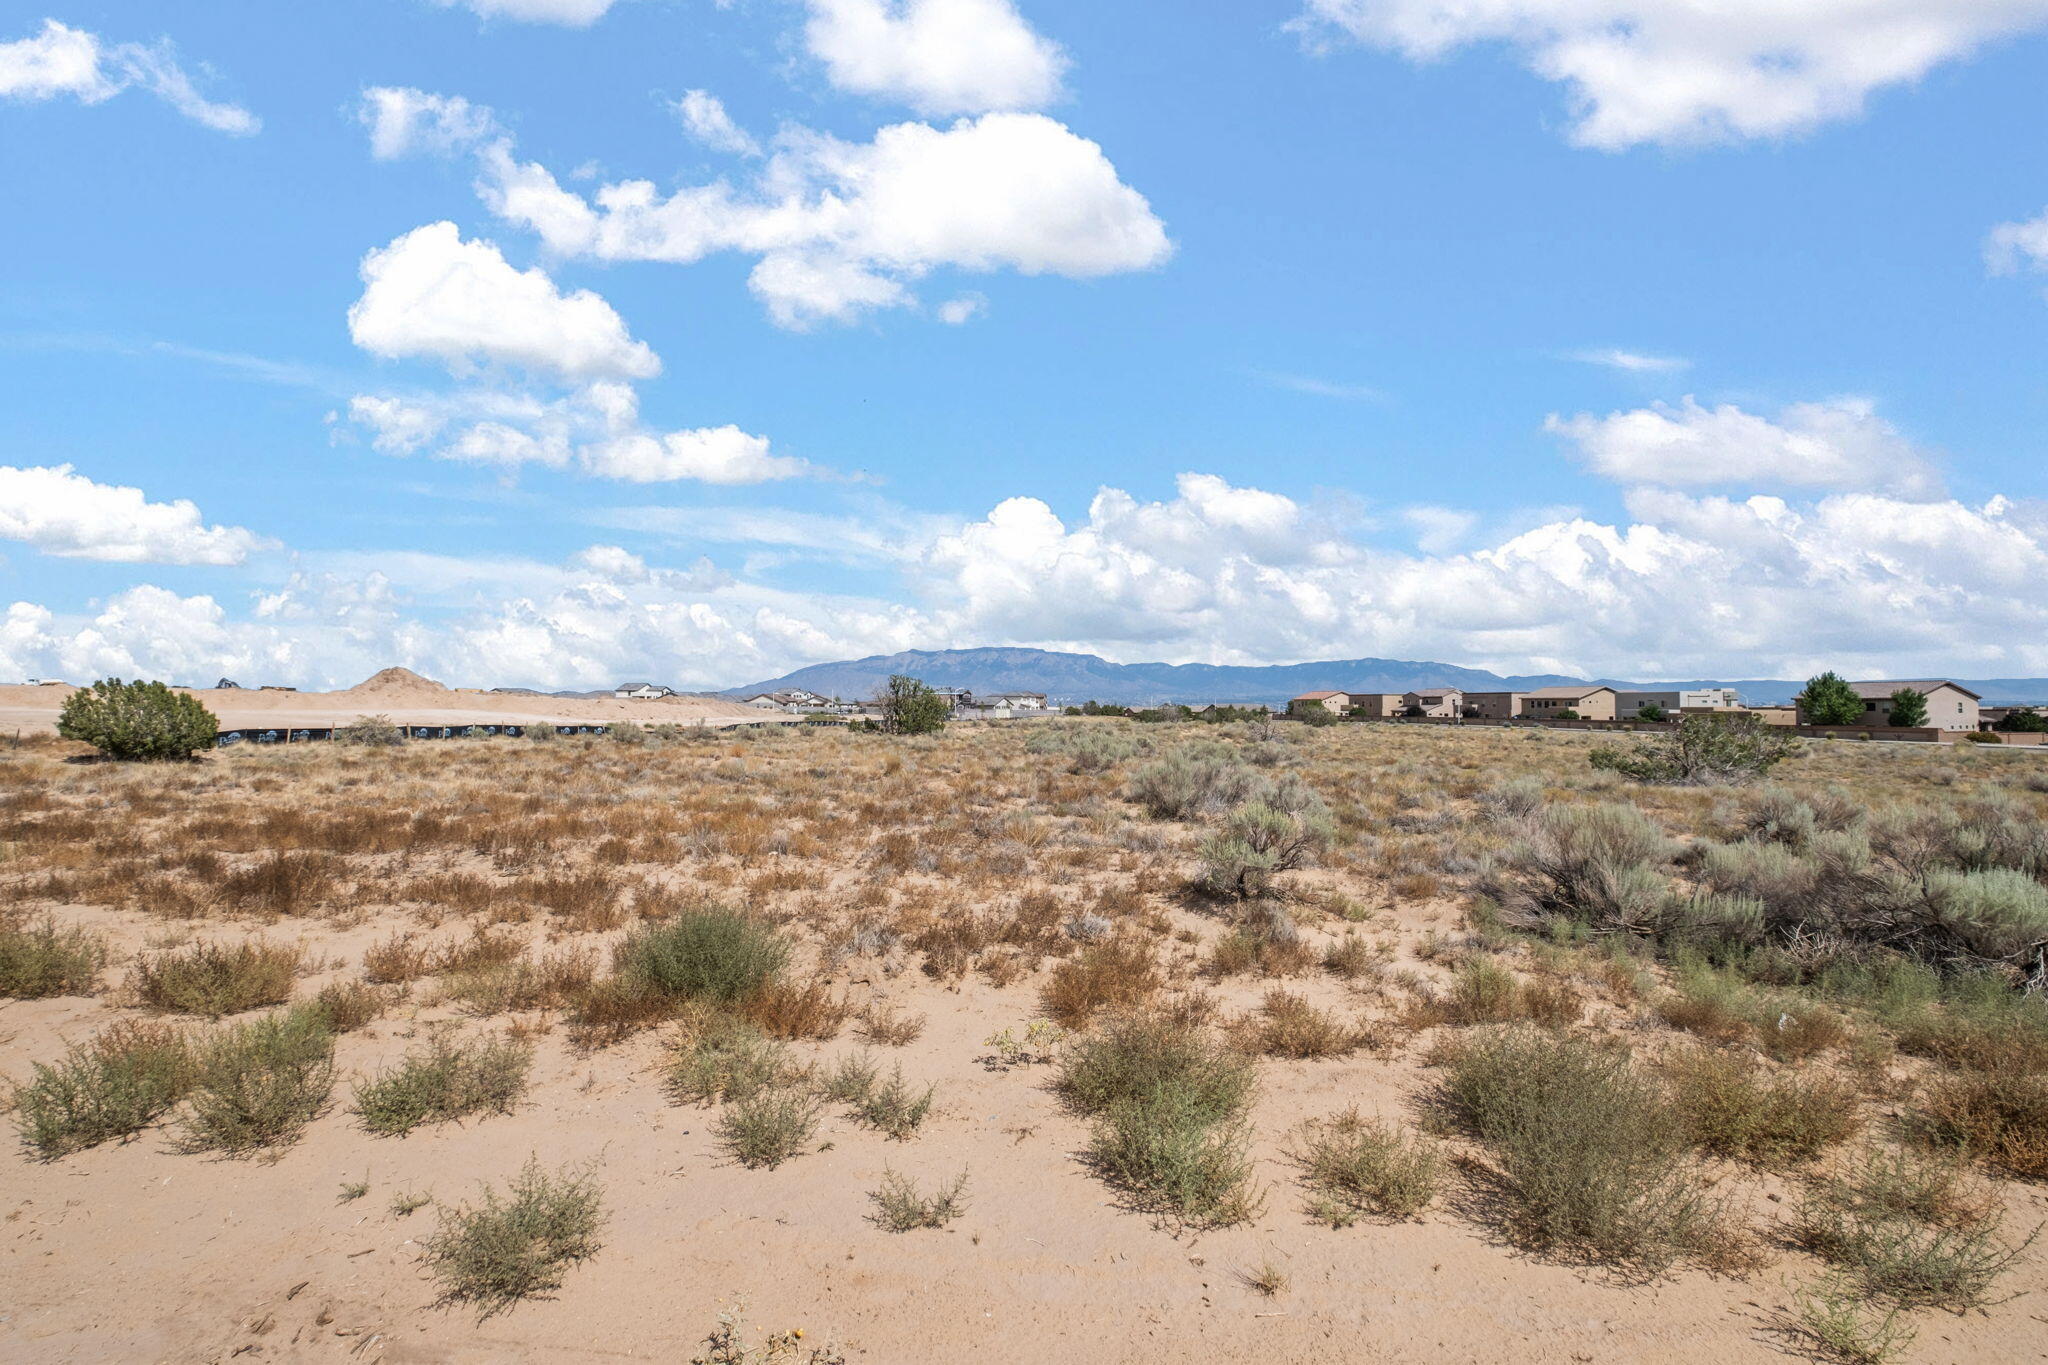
342, 666, 448, 696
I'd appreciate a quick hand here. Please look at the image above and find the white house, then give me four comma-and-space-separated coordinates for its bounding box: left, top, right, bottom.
1615, 688, 1741, 716
614, 682, 674, 700
985, 691, 1048, 711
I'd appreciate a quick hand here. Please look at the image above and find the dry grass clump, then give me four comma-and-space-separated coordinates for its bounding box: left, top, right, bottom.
1790, 1276, 1918, 1365
1289, 1108, 1444, 1224
1060, 1013, 1262, 1228
1437, 1026, 1733, 1273
868, 1169, 970, 1232
1793, 1148, 2036, 1310
669, 1015, 799, 1104
307, 979, 392, 1033
1661, 1045, 1862, 1166
0, 913, 106, 998
355, 1034, 533, 1136
175, 1004, 336, 1154
218, 850, 336, 915
130, 940, 301, 1017
1405, 959, 1582, 1030
421, 1158, 604, 1319
1911, 1070, 2048, 1180
1039, 938, 1163, 1029
856, 1002, 925, 1047
742, 975, 850, 1040
446, 949, 597, 1016
13, 1019, 193, 1159
1231, 989, 1370, 1059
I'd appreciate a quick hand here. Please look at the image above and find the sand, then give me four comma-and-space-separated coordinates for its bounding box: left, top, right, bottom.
0, 668, 791, 736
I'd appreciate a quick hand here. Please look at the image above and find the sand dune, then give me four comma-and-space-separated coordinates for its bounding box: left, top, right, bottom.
0, 667, 789, 735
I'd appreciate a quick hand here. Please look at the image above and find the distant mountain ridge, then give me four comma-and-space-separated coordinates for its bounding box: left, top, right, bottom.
726, 648, 2048, 708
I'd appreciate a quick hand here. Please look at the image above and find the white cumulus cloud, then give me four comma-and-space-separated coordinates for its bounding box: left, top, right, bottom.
1546, 396, 1939, 496
476, 111, 1170, 328
0, 18, 258, 134
349, 222, 661, 383
0, 465, 272, 565
1292, 1, 2048, 149
804, 0, 1068, 115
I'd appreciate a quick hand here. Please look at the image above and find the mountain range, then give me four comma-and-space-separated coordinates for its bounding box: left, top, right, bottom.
725, 648, 2048, 708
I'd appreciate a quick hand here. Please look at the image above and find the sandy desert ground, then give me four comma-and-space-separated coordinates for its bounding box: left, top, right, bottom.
0, 668, 789, 737
1, 718, 2044, 1364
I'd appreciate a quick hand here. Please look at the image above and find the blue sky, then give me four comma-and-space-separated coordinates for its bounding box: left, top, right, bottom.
5, 0, 2048, 690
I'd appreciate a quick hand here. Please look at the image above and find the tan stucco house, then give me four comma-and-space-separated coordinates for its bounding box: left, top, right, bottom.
1839, 680, 1982, 731
1463, 691, 1525, 719
1523, 685, 1618, 721
1401, 688, 1464, 718
1290, 690, 1352, 715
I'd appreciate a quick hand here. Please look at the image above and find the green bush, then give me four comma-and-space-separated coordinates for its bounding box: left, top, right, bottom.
667, 1016, 796, 1104
422, 1158, 604, 1318
1058, 1014, 1256, 1125
868, 1168, 970, 1232
355, 1034, 533, 1136
0, 914, 106, 998
715, 1087, 823, 1169
1127, 744, 1267, 820
130, 940, 300, 1017
57, 678, 217, 760
175, 1005, 336, 1154
1589, 714, 1801, 785
13, 1020, 193, 1159
1662, 1046, 1862, 1166
1195, 796, 1336, 900
1887, 689, 1928, 729
1439, 1027, 1726, 1272
1494, 803, 1675, 932
1795, 1150, 2036, 1310
616, 908, 789, 1004
1799, 672, 1865, 727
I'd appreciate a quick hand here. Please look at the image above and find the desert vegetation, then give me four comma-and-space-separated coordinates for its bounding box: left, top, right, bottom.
1, 716, 2044, 1360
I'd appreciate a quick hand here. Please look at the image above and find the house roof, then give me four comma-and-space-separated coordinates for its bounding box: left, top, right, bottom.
615, 681, 669, 692
1293, 690, 1347, 700
1461, 690, 1522, 699
1849, 680, 1982, 701
1525, 685, 1616, 700
1407, 688, 1462, 699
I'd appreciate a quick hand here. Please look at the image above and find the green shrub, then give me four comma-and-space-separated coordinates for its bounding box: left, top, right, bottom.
868, 1169, 970, 1231
1792, 1275, 1918, 1365
13, 1020, 193, 1159
1662, 1046, 1862, 1166
0, 914, 106, 998
1195, 797, 1335, 900
1127, 744, 1265, 820
57, 678, 218, 760
1914, 867, 2048, 967
1289, 1108, 1443, 1223
850, 1065, 934, 1139
1438, 1027, 1727, 1272
715, 1088, 823, 1169
1795, 1150, 2036, 1310
1798, 672, 1865, 727
668, 1016, 796, 1105
176, 1005, 336, 1154
130, 940, 300, 1017
1590, 714, 1800, 785
355, 1034, 533, 1136
1493, 803, 1675, 933
306, 980, 392, 1033
616, 908, 789, 1004
1061, 1014, 1262, 1227
422, 1158, 604, 1318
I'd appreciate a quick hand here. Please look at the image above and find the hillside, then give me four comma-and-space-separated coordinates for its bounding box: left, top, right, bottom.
728, 648, 2048, 707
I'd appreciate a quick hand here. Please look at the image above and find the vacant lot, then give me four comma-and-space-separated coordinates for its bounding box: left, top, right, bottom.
2, 720, 2044, 1363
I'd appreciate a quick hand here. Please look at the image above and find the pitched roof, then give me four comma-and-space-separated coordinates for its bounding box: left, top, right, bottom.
1849, 680, 1982, 701
1293, 690, 1347, 700
1524, 684, 1615, 700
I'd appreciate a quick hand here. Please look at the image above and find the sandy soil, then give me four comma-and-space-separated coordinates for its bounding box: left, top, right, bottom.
1, 726, 2044, 1364
0, 669, 789, 735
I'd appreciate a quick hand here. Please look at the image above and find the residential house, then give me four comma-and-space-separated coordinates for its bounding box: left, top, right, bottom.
1522, 685, 1619, 721
1346, 693, 1407, 718
1462, 691, 1525, 720
1615, 688, 1741, 716
614, 682, 674, 700
742, 688, 835, 712
1289, 690, 1352, 715
1822, 680, 1983, 731
1401, 688, 1464, 718
985, 691, 1048, 711
215, 677, 243, 690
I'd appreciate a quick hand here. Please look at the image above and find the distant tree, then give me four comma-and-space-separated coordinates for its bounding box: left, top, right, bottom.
1556, 709, 1580, 721
336, 714, 404, 747
1402, 704, 1425, 718
878, 675, 948, 735
1887, 688, 1929, 728
1635, 703, 1668, 722
1798, 671, 1864, 726
1296, 704, 1338, 728
57, 678, 217, 761
1995, 708, 2048, 733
